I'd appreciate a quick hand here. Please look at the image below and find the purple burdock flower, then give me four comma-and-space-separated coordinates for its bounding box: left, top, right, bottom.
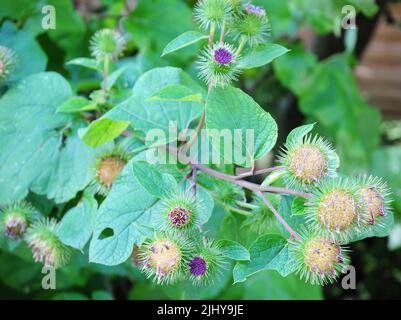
244, 3, 266, 17
189, 256, 207, 276
4, 215, 27, 239
168, 206, 191, 227
214, 48, 233, 65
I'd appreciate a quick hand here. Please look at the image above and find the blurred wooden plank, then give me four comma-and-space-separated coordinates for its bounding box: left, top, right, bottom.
356, 3, 401, 119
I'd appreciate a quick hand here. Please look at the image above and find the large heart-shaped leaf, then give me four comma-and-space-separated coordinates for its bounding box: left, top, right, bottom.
132, 161, 178, 198
31, 133, 96, 203
0, 73, 70, 204
0, 72, 97, 204
233, 233, 296, 283
89, 160, 159, 265
58, 191, 98, 250
206, 86, 278, 167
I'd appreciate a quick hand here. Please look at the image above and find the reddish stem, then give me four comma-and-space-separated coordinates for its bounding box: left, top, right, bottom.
256, 191, 301, 241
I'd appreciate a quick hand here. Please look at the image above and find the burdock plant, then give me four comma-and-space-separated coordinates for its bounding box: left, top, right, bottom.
25, 218, 70, 268
91, 146, 130, 195
356, 175, 392, 226
305, 177, 362, 239
194, 0, 233, 30
89, 29, 126, 62
232, 2, 271, 48
2, 0, 393, 292
89, 29, 126, 99
278, 135, 339, 190
188, 242, 226, 286
198, 42, 240, 87
290, 231, 349, 285
159, 191, 202, 231
0, 202, 35, 240
138, 232, 193, 285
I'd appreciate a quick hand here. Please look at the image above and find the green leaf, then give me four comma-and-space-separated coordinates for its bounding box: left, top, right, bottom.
162, 266, 232, 299
261, 169, 286, 186
286, 123, 315, 145
277, 196, 306, 237
89, 160, 158, 265
0, 21, 47, 82
348, 0, 378, 16
107, 65, 132, 90
0, 72, 75, 205
348, 212, 394, 243
232, 233, 296, 283
124, 0, 194, 57
203, 203, 229, 239
206, 86, 278, 167
291, 197, 306, 216
276, 50, 381, 170
273, 44, 317, 95
132, 150, 187, 183
132, 161, 178, 198
216, 239, 250, 261
181, 180, 214, 225
161, 31, 208, 57
388, 223, 401, 251
242, 270, 323, 300
103, 67, 204, 135
82, 118, 130, 148
58, 191, 98, 250
0, 0, 36, 20
42, 0, 86, 60
146, 84, 203, 103
57, 96, 97, 113
52, 293, 89, 300
238, 44, 289, 69
91, 291, 113, 300
66, 58, 99, 71
0, 251, 41, 291
31, 132, 97, 204
370, 146, 401, 211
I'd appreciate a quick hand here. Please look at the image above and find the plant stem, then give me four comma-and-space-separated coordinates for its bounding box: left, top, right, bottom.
190, 161, 310, 199
165, 145, 310, 199
160, 146, 310, 241
208, 80, 214, 93
236, 36, 247, 55
191, 167, 198, 196
182, 108, 206, 154
209, 22, 216, 46
256, 191, 301, 240
224, 204, 253, 216
220, 20, 226, 43
236, 201, 258, 210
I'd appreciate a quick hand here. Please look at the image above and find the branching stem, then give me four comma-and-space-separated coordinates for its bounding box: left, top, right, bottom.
256, 191, 301, 241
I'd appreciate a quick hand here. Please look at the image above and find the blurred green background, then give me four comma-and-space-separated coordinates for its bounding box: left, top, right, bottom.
0, 0, 400, 300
